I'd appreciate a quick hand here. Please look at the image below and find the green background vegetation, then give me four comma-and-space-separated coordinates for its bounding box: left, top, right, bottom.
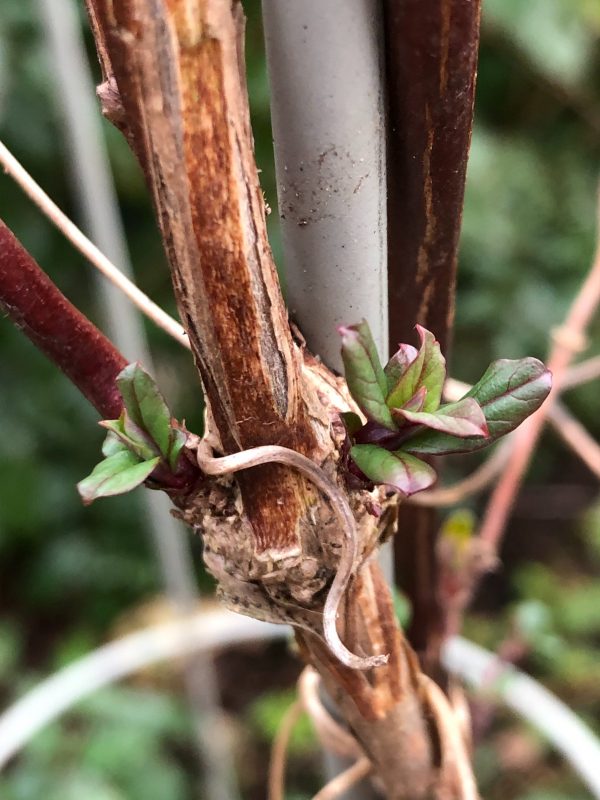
0, 1, 599, 797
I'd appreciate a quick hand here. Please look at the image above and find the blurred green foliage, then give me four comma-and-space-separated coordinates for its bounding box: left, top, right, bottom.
1, 683, 192, 800
0, 0, 599, 798
247, 689, 315, 755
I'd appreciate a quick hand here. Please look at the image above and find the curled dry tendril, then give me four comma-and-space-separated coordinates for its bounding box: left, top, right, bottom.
196, 442, 388, 671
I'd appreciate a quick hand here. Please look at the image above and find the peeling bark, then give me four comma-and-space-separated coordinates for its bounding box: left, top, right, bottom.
383, 0, 482, 676
86, 0, 319, 555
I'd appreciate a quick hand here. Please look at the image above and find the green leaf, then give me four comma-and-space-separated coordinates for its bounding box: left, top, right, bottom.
100, 415, 157, 462
399, 385, 427, 413
340, 411, 363, 436
117, 364, 172, 458
101, 431, 128, 458
339, 322, 395, 429
384, 344, 418, 393
405, 358, 551, 455
350, 444, 436, 496
439, 509, 477, 548
77, 451, 160, 505
393, 398, 489, 438
168, 428, 188, 472
386, 326, 446, 413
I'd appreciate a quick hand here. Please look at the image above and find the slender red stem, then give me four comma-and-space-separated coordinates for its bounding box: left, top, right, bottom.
0, 219, 126, 418
0, 220, 200, 496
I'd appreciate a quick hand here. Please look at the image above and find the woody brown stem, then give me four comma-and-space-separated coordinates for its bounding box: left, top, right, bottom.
383, 0, 482, 676
85, 0, 320, 556
297, 561, 463, 799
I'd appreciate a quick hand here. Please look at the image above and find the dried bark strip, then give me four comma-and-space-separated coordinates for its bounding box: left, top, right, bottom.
86, 0, 319, 554
384, 0, 481, 351
383, 0, 482, 676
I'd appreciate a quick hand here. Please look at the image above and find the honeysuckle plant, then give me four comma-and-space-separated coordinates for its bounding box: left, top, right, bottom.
77, 363, 188, 504
339, 320, 552, 496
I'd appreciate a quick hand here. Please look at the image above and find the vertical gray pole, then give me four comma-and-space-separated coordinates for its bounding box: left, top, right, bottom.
262, 2, 394, 590
262, 0, 388, 375
39, 3, 240, 799
262, 5, 390, 797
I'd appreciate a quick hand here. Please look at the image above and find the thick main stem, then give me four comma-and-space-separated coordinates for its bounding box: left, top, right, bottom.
86, 0, 321, 557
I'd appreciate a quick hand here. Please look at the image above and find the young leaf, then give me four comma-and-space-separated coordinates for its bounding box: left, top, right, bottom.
384, 344, 418, 392
100, 416, 157, 462
404, 358, 552, 455
168, 428, 188, 472
350, 444, 436, 496
393, 398, 489, 438
339, 322, 395, 429
340, 411, 363, 436
101, 430, 128, 458
400, 385, 427, 413
117, 364, 172, 458
386, 326, 446, 413
77, 451, 160, 505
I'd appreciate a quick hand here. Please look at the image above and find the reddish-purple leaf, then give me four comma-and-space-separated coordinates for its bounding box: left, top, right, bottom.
384, 343, 418, 392
405, 358, 552, 455
400, 385, 428, 413
386, 326, 446, 413
339, 321, 395, 429
350, 444, 436, 496
394, 398, 488, 438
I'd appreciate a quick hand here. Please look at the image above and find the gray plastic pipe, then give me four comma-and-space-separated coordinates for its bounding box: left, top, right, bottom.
261, 0, 394, 605
262, 0, 388, 375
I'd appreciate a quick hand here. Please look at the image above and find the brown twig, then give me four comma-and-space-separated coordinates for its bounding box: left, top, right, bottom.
269, 670, 372, 800
560, 354, 600, 391
0, 140, 189, 348
311, 758, 373, 800
384, 0, 483, 680
297, 667, 363, 760
549, 402, 600, 480
267, 699, 304, 800
478, 191, 600, 553
420, 675, 479, 800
